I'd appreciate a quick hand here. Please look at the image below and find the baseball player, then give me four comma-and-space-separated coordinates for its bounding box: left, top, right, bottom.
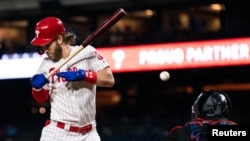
30, 17, 115, 141
166, 90, 237, 141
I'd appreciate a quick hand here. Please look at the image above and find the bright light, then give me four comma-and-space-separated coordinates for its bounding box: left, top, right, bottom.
0, 52, 46, 80
145, 9, 154, 16
210, 4, 224, 11
111, 94, 121, 103
39, 107, 46, 114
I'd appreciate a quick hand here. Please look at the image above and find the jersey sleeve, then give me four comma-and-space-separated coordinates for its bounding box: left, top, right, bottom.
32, 88, 50, 104
37, 58, 50, 75
33, 58, 51, 91
85, 45, 110, 71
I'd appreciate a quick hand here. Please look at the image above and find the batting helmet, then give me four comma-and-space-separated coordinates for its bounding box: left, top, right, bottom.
191, 90, 232, 120
31, 17, 65, 46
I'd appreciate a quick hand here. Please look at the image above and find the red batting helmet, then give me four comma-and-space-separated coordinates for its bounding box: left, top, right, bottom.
31, 17, 65, 46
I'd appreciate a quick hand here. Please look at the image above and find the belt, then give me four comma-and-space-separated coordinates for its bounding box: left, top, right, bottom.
45, 120, 92, 134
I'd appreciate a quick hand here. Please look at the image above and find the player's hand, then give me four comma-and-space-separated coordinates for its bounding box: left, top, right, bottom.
31, 74, 49, 89
56, 69, 86, 81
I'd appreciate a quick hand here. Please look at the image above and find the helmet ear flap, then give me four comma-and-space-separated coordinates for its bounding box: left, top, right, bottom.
37, 47, 44, 55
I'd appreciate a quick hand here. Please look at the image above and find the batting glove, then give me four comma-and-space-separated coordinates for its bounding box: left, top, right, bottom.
56, 69, 86, 81
31, 74, 49, 89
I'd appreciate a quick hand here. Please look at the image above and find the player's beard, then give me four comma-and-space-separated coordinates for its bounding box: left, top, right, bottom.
49, 42, 62, 62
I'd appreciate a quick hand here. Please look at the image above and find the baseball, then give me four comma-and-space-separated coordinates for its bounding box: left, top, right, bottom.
159, 71, 170, 81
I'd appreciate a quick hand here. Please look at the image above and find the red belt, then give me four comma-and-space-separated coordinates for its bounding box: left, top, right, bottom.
45, 120, 92, 134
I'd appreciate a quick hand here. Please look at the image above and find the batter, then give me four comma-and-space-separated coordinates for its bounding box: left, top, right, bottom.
30, 17, 115, 141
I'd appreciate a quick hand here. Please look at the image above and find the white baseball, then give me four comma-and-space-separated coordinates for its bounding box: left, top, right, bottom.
159, 71, 170, 81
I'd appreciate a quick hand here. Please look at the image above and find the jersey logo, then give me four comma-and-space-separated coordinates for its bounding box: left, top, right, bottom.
49, 67, 78, 83
35, 30, 40, 38
95, 51, 103, 60
188, 121, 203, 141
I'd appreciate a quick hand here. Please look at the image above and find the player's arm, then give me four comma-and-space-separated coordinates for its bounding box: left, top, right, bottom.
95, 66, 115, 87
166, 125, 183, 141
30, 73, 50, 103
169, 125, 183, 134
31, 88, 50, 104
56, 67, 115, 87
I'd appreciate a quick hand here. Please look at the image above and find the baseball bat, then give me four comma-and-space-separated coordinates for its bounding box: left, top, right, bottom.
45, 8, 126, 79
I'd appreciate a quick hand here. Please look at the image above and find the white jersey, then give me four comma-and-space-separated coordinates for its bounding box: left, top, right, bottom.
37, 45, 109, 126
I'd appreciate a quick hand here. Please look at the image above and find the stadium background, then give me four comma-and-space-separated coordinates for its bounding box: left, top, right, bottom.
0, 0, 250, 140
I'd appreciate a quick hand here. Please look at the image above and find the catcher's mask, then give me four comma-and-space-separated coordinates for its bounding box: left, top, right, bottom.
191, 90, 232, 120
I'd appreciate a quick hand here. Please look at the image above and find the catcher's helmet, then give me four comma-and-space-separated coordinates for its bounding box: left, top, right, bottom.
191, 90, 232, 120
31, 17, 65, 46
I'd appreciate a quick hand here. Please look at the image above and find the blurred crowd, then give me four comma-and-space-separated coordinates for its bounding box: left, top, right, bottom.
0, 19, 230, 59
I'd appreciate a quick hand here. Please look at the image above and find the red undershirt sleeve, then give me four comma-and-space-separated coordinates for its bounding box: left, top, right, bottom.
31, 88, 50, 104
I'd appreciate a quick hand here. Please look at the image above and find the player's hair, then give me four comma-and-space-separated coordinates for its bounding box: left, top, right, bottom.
191, 90, 232, 120
62, 31, 77, 45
